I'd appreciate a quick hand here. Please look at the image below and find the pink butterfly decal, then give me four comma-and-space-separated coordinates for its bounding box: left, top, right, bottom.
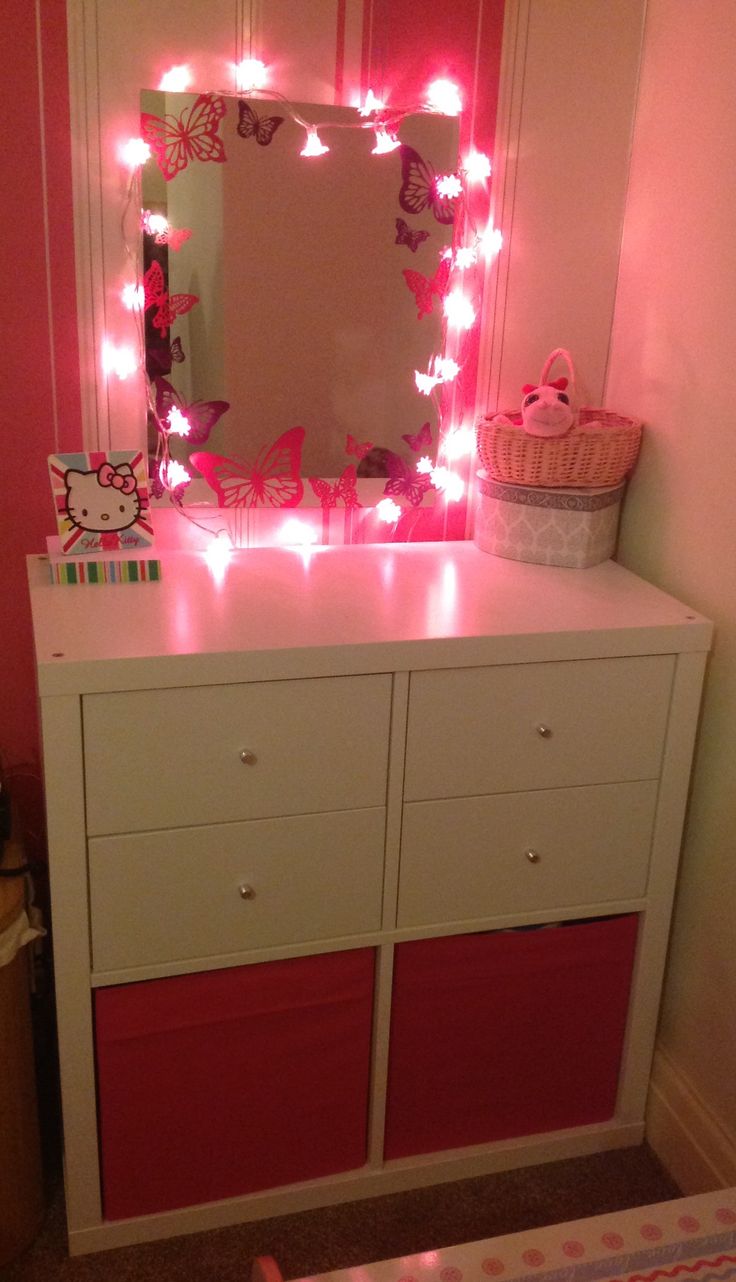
402, 256, 451, 319
165, 226, 192, 252
346, 434, 373, 460
395, 217, 430, 253
309, 465, 361, 510
399, 146, 457, 225
383, 451, 433, 507
143, 262, 198, 337
169, 336, 185, 363
402, 421, 433, 452
141, 93, 227, 182
237, 99, 285, 146
154, 377, 229, 446
191, 427, 305, 508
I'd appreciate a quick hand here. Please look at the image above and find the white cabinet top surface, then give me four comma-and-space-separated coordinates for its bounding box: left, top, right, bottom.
28, 542, 712, 696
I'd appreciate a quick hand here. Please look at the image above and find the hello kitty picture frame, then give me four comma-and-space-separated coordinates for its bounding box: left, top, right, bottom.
48, 450, 154, 555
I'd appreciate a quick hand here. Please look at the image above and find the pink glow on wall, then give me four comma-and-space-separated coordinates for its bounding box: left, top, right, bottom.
2, 0, 81, 850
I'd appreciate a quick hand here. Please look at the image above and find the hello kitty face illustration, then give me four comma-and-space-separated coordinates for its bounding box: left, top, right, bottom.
64, 463, 142, 533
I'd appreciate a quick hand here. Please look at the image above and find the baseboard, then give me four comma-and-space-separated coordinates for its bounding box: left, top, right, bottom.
646, 1044, 736, 1193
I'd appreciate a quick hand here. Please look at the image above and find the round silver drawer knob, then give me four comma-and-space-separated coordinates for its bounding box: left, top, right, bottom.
239, 883, 256, 900
239, 749, 257, 765
536, 724, 552, 738
525, 849, 541, 864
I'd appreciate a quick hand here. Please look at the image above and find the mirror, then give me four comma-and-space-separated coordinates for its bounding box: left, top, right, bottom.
140, 91, 460, 502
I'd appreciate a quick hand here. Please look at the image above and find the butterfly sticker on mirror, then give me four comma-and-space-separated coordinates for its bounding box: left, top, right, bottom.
154, 377, 229, 446
143, 262, 198, 337
402, 256, 451, 320
309, 465, 361, 510
236, 100, 285, 146
395, 217, 430, 254
398, 145, 457, 225
402, 421, 433, 453
346, 434, 374, 461
141, 93, 227, 182
191, 427, 305, 508
383, 451, 433, 507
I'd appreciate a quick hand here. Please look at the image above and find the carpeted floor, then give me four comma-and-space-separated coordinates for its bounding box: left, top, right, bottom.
4, 1146, 680, 1282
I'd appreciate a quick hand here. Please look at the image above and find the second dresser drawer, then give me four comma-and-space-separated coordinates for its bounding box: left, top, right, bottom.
89, 808, 385, 972
84, 674, 392, 835
397, 780, 657, 926
404, 656, 673, 800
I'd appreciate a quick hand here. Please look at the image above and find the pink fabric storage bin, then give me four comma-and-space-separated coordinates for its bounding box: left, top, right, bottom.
94, 948, 375, 1219
384, 916, 638, 1160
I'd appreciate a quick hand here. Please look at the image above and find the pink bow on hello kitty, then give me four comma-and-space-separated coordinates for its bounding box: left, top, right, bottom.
97, 462, 136, 495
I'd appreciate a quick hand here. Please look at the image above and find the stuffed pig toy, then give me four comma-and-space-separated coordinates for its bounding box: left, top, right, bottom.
494, 377, 575, 438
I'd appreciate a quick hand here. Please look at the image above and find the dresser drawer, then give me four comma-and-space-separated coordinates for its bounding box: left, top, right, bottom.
404, 656, 673, 801
397, 780, 657, 926
83, 674, 392, 836
89, 808, 385, 971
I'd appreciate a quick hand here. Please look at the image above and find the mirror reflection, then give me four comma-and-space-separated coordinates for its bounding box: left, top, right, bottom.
140, 91, 459, 497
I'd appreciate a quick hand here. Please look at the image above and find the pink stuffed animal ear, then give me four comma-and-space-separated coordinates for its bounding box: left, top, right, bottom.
522, 383, 537, 395
548, 377, 568, 391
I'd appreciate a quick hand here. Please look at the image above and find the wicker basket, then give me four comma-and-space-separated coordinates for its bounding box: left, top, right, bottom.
476, 349, 642, 488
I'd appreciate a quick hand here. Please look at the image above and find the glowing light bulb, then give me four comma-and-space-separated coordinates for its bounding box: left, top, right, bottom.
426, 78, 462, 116
204, 532, 232, 582
372, 127, 400, 155
235, 58, 268, 92
435, 356, 460, 381
142, 211, 169, 236
166, 406, 191, 437
481, 225, 503, 258
159, 458, 191, 490
102, 340, 137, 380
430, 466, 465, 501
415, 370, 440, 395
464, 150, 492, 182
454, 246, 477, 270
444, 426, 475, 460
376, 497, 401, 523
436, 172, 462, 199
159, 65, 192, 93
416, 455, 433, 475
278, 518, 317, 546
301, 127, 329, 157
358, 89, 385, 116
121, 282, 144, 310
443, 288, 476, 330
120, 137, 151, 168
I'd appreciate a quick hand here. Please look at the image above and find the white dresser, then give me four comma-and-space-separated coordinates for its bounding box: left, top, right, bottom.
28, 542, 711, 1255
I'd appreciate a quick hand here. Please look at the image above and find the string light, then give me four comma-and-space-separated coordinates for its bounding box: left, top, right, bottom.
159, 65, 192, 93
435, 356, 460, 381
431, 466, 465, 501
372, 127, 401, 155
166, 406, 191, 437
358, 89, 385, 116
481, 226, 504, 258
464, 150, 492, 183
121, 283, 144, 310
277, 518, 317, 546
443, 426, 475, 459
417, 456, 433, 474
376, 497, 402, 523
301, 127, 329, 157
415, 370, 441, 395
426, 78, 462, 116
142, 211, 169, 236
436, 173, 462, 199
443, 289, 476, 330
235, 58, 268, 92
454, 246, 477, 270
120, 137, 151, 168
102, 340, 137, 380
159, 458, 191, 490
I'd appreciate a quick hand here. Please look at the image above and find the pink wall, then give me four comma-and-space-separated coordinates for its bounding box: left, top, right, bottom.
0, 0, 502, 848
1, 0, 81, 850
